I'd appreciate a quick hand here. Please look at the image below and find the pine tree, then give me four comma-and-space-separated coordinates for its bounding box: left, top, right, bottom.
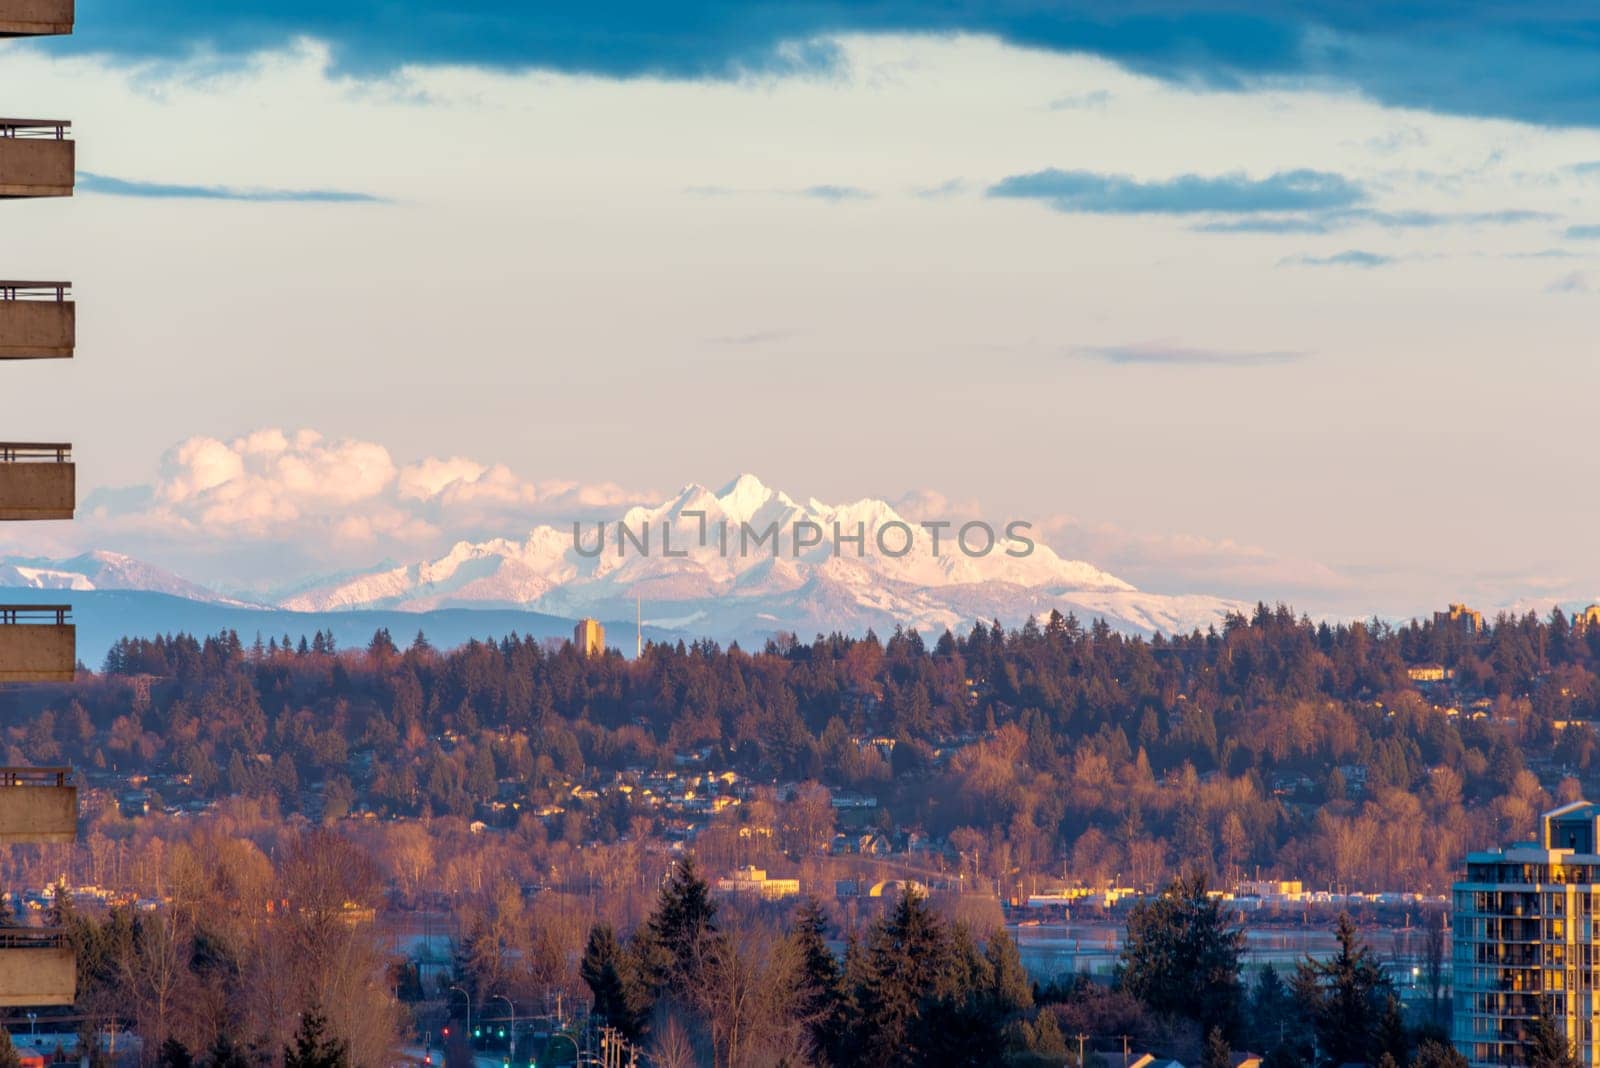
1030, 1010, 1068, 1059
985, 927, 1033, 1016
1118, 870, 1245, 1039
283, 1007, 348, 1068
581, 923, 642, 1041
789, 897, 844, 1064
1249, 963, 1295, 1052
1412, 1039, 1469, 1068
1291, 913, 1394, 1066
206, 1033, 252, 1068
639, 855, 718, 993
1526, 996, 1581, 1068
1204, 1026, 1233, 1068
157, 1037, 194, 1068
858, 888, 953, 1067
0, 1029, 21, 1068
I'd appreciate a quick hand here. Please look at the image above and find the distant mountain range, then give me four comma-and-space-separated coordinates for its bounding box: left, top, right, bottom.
0, 477, 1249, 658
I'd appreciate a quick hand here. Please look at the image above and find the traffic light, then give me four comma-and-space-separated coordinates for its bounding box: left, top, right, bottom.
498, 1029, 506, 1039
473, 1028, 482, 1039
442, 1028, 450, 1039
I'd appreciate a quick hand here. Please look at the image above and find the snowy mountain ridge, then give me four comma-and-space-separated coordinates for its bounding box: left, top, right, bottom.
0, 477, 1248, 643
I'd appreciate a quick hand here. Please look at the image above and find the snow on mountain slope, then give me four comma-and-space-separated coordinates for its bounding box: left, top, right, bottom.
0, 550, 243, 604
280, 474, 1242, 638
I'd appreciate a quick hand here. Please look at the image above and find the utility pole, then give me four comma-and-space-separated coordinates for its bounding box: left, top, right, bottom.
1075, 1032, 1089, 1068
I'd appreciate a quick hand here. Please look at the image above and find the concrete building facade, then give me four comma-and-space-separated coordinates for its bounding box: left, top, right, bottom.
1454, 802, 1600, 1067
0, 0, 80, 1010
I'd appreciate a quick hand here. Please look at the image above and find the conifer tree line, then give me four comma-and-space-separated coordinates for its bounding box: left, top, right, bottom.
32, 602, 1600, 896
582, 863, 1572, 1068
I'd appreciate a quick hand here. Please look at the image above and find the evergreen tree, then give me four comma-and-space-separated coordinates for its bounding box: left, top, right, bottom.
580, 923, 642, 1041
1249, 963, 1295, 1052
0, 1029, 20, 1068
1204, 1026, 1233, 1068
789, 897, 845, 1064
206, 1034, 251, 1068
1291, 913, 1394, 1066
857, 888, 954, 1067
283, 1007, 349, 1068
157, 1037, 194, 1068
1526, 997, 1580, 1068
984, 926, 1033, 1017
1118, 870, 1245, 1039
1029, 1010, 1069, 1060
638, 855, 718, 993
1412, 1039, 1469, 1068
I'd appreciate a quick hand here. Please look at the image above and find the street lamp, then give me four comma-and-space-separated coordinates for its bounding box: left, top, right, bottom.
448, 985, 472, 1046
490, 995, 516, 1065
26, 1012, 35, 1037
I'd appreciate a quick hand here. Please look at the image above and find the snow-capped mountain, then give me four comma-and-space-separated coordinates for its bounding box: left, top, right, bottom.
276, 475, 1245, 639
0, 550, 244, 605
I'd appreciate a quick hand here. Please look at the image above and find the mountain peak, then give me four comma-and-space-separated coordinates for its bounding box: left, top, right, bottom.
716, 473, 789, 524
716, 472, 769, 500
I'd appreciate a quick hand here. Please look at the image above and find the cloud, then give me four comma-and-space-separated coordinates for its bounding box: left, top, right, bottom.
74, 428, 653, 588
1195, 207, 1551, 235
55, 3, 1600, 127
1034, 513, 1353, 603
78, 172, 384, 203
799, 184, 872, 201
988, 168, 1364, 215
1070, 342, 1307, 367
1280, 249, 1394, 268
1547, 271, 1592, 293
1195, 216, 1336, 234
1565, 225, 1600, 239
1046, 89, 1112, 111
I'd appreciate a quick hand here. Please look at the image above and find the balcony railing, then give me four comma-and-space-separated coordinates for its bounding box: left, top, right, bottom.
0, 0, 73, 37
0, 767, 76, 843
0, 282, 68, 301
0, 120, 72, 197
0, 283, 73, 359
0, 605, 74, 683
0, 443, 73, 519
0, 927, 75, 1006
0, 119, 68, 139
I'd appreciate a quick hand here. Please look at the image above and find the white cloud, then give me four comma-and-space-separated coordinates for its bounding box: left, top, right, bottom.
64, 428, 654, 591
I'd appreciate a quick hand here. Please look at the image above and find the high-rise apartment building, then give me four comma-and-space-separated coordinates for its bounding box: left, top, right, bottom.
1454, 802, 1600, 1067
575, 618, 605, 658
0, 0, 79, 1010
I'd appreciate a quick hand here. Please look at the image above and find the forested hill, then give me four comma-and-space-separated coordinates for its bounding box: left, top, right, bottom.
9, 603, 1597, 894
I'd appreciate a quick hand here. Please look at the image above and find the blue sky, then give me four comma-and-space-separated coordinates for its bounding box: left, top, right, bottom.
4, 3, 1600, 617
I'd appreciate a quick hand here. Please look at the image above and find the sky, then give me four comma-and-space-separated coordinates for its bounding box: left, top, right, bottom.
4, 2, 1600, 619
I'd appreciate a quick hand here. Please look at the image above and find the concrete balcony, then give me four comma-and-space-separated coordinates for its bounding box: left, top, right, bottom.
0, 0, 72, 36
0, 120, 72, 198
0, 930, 74, 1006
0, 283, 71, 358
0, 443, 73, 519
0, 767, 75, 843
0, 605, 74, 683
